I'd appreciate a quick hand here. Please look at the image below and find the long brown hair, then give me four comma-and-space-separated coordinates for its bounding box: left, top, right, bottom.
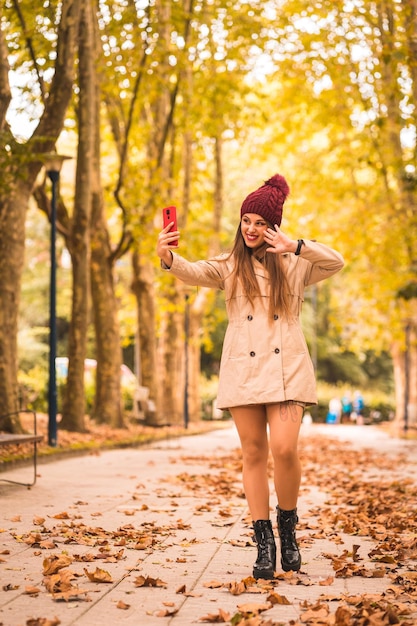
225, 223, 292, 320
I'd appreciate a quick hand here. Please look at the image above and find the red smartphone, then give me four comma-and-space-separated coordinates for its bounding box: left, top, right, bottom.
162, 206, 178, 247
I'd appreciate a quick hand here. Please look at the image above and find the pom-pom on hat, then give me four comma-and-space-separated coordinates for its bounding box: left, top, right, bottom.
240, 174, 290, 226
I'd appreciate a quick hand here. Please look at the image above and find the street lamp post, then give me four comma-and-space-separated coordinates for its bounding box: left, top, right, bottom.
47, 166, 59, 446
44, 154, 71, 447
183, 293, 190, 429
404, 321, 411, 434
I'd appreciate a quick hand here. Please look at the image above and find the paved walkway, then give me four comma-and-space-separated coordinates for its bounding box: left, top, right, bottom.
0, 423, 416, 625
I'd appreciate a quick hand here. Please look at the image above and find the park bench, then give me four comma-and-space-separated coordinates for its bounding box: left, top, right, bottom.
0, 409, 43, 488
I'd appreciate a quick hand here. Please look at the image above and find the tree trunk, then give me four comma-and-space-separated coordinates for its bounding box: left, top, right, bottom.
186, 135, 224, 422
0, 186, 28, 429
156, 290, 185, 425
392, 310, 417, 431
60, 1, 94, 432
90, 193, 123, 427
89, 6, 123, 428
131, 249, 159, 424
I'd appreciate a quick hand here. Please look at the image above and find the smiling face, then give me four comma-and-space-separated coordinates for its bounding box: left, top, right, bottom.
240, 213, 269, 249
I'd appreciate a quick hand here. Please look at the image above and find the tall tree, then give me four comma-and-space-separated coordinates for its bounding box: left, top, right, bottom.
271, 0, 417, 427
59, 0, 95, 432
0, 0, 81, 432
88, 2, 124, 428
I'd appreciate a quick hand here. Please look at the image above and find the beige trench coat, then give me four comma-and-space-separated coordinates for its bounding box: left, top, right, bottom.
164, 240, 344, 409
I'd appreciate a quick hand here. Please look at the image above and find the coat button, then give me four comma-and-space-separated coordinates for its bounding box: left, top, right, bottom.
274, 314, 279, 320
247, 315, 253, 320
250, 351, 256, 357
274, 348, 280, 354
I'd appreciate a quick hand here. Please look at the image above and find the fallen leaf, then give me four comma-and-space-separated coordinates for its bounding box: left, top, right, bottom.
203, 579, 224, 589
318, 576, 334, 586
43, 554, 74, 575
133, 575, 167, 588
43, 569, 77, 594
155, 606, 179, 617
267, 591, 291, 605
116, 600, 130, 609
83, 567, 113, 583
199, 608, 231, 623
236, 602, 272, 615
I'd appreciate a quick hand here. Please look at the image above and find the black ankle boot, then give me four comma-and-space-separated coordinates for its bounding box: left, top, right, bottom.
276, 507, 301, 572
252, 519, 276, 579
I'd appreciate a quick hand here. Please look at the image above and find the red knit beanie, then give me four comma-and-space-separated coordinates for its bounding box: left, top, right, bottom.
240, 174, 290, 226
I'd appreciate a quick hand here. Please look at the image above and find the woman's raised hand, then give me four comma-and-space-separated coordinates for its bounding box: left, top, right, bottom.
264, 225, 298, 254
157, 223, 180, 268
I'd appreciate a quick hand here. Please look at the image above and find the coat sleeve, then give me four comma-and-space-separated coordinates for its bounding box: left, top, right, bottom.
296, 240, 344, 286
161, 253, 226, 289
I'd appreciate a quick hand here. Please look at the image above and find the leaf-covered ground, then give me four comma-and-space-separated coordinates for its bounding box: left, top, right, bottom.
0, 413, 228, 465
1, 423, 416, 626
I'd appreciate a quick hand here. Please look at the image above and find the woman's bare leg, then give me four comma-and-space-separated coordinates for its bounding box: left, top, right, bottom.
230, 405, 270, 520
266, 402, 303, 510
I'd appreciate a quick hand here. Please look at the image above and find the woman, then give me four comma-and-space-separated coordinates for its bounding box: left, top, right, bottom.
157, 174, 344, 579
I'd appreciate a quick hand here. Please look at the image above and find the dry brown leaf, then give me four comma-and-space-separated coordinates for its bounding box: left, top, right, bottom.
134, 536, 153, 550
334, 606, 352, 625
227, 580, 247, 595
300, 606, 329, 622
23, 532, 43, 546
83, 566, 113, 583
203, 579, 224, 588
26, 618, 61, 626
236, 602, 272, 615
43, 569, 77, 593
199, 608, 231, 623
52, 588, 91, 602
116, 600, 130, 609
267, 591, 291, 605
43, 554, 74, 575
133, 575, 167, 588
318, 576, 334, 586
155, 605, 179, 617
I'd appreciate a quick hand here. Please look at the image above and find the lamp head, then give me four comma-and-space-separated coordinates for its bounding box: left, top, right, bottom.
43, 152, 72, 175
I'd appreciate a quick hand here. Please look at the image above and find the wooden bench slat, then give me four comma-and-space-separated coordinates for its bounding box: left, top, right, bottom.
0, 434, 43, 445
